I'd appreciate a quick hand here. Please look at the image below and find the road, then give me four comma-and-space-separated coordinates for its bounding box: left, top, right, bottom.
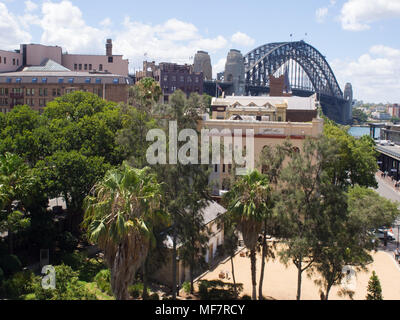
375, 174, 400, 250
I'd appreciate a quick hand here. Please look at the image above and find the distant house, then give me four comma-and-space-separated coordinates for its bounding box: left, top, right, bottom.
151, 200, 226, 288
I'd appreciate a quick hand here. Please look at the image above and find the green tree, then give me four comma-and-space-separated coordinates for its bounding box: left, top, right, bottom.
276, 137, 338, 300
151, 90, 211, 299
128, 78, 162, 113
0, 105, 45, 165
35, 151, 110, 232
352, 108, 368, 124
312, 186, 398, 300
324, 119, 378, 189
83, 164, 163, 300
223, 170, 270, 300
366, 271, 383, 300
0, 153, 34, 254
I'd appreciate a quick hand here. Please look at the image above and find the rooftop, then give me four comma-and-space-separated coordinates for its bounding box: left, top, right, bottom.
212, 95, 317, 111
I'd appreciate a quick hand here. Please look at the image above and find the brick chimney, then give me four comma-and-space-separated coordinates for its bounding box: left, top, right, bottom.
106, 39, 113, 56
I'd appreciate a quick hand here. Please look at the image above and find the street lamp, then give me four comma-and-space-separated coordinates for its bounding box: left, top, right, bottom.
176, 256, 180, 297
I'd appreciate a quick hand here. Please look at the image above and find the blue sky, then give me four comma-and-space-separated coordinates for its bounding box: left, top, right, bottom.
1, 0, 400, 103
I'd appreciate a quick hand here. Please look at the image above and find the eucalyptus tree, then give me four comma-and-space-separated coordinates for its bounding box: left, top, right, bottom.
151, 90, 211, 299
223, 170, 270, 300
83, 164, 164, 300
275, 137, 339, 300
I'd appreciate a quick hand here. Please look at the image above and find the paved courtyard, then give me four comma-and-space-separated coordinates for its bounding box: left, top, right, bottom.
199, 173, 400, 300
199, 245, 400, 300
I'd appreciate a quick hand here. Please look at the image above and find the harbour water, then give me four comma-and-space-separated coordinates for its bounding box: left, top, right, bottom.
348, 126, 380, 139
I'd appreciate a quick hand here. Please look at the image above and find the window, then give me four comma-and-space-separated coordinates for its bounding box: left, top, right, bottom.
99, 64, 103, 71
58, 78, 64, 84
42, 78, 47, 84
32, 78, 38, 84
26, 88, 31, 96
85, 78, 91, 84
17, 59, 19, 65
68, 78, 74, 84
13, 59, 15, 65
74, 64, 77, 70
108, 57, 113, 63
79, 64, 82, 70
4, 57, 6, 64
43, 88, 48, 96
214, 165, 218, 173
195, 77, 199, 83
89, 64, 92, 70
95, 78, 101, 84
171, 76, 176, 82
93, 88, 102, 97
6, 78, 11, 83
113, 78, 119, 84
163, 76, 168, 82
53, 88, 61, 96
84, 64, 88, 70
39, 88, 43, 96
180, 76, 184, 82
0, 57, 1, 64
16, 78, 21, 83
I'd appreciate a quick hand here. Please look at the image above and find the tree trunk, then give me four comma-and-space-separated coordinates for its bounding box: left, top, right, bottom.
231, 256, 237, 297
172, 231, 177, 299
296, 260, 302, 301
142, 259, 149, 300
250, 248, 257, 300
258, 226, 267, 300
190, 261, 194, 295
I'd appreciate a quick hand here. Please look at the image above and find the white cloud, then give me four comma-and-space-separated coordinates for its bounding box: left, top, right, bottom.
331, 45, 400, 103
340, 0, 400, 31
0, 2, 32, 50
100, 17, 112, 28
25, 0, 38, 12
113, 17, 229, 71
316, 7, 329, 23
213, 58, 226, 78
39, 0, 106, 53
231, 32, 255, 47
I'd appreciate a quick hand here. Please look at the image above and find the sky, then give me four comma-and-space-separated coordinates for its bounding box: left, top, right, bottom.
1, 0, 400, 103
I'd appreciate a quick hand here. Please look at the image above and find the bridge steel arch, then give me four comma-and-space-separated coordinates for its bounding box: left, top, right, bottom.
244, 41, 343, 98
244, 41, 350, 124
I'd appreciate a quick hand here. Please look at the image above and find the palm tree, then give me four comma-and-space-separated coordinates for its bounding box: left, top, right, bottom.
83, 163, 163, 300
223, 170, 270, 300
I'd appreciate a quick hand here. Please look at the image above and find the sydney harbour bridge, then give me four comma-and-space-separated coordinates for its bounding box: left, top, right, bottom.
203, 41, 353, 125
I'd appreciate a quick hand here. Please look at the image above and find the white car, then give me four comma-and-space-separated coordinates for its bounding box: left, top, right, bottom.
375, 228, 395, 241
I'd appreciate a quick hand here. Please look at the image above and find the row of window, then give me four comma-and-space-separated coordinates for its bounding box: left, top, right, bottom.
3, 78, 118, 84
73, 63, 108, 71
0, 57, 19, 66
0, 88, 102, 101
163, 75, 200, 83
163, 86, 201, 94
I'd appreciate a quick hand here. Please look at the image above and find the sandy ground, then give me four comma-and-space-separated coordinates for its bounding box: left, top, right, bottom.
199, 245, 400, 300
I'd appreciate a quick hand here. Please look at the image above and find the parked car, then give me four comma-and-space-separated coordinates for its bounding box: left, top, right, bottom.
375, 228, 395, 241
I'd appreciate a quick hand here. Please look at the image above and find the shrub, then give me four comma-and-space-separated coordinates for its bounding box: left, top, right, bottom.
0, 267, 4, 285
57, 231, 79, 253
128, 282, 150, 299
1, 270, 36, 299
182, 281, 191, 294
198, 280, 243, 300
94, 269, 112, 296
59, 251, 86, 270
33, 264, 96, 300
0, 254, 22, 276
